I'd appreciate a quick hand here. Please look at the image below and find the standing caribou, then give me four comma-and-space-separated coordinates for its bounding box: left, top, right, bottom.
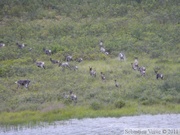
89, 67, 96, 77
70, 91, 77, 103
131, 58, 139, 70
119, 52, 125, 61
63, 91, 77, 103
114, 80, 119, 87
134, 58, 139, 68
99, 40, 104, 47
100, 72, 106, 81
138, 66, 146, 76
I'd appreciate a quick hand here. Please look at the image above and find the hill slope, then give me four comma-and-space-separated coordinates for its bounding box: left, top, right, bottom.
0, 0, 179, 125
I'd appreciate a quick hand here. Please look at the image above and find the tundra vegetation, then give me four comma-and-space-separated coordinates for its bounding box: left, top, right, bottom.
0, 0, 180, 126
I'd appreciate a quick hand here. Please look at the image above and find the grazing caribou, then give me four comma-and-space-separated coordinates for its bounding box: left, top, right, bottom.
114, 80, 119, 87
138, 66, 146, 76
29, 48, 33, 51
70, 65, 78, 71
43, 48, 52, 55
59, 62, 70, 71
63, 91, 77, 103
105, 51, 109, 55
0, 43, 5, 48
100, 47, 109, 55
66, 55, 73, 62
59, 62, 69, 67
154, 70, 163, 79
36, 61, 45, 69
70, 91, 77, 103
15, 80, 31, 89
100, 72, 106, 81
50, 58, 59, 64
77, 57, 83, 63
131, 63, 138, 70
89, 67, 96, 77
16, 43, 26, 49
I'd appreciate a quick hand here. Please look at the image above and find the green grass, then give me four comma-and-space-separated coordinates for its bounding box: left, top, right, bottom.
0, 103, 180, 126
0, 56, 179, 126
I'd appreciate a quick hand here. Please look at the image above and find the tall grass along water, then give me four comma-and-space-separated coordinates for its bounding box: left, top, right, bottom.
0, 114, 180, 135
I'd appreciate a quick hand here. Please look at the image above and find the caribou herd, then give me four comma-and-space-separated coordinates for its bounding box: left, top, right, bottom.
0, 41, 164, 102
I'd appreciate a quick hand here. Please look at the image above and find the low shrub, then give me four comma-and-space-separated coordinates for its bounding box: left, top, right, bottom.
90, 102, 101, 110
114, 100, 125, 109
161, 75, 180, 92
141, 96, 159, 105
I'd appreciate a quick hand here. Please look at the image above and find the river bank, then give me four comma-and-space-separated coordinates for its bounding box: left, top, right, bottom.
0, 103, 180, 126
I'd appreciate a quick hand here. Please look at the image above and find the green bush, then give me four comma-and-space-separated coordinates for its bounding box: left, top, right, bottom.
161, 74, 180, 92
141, 98, 159, 105
90, 102, 101, 110
115, 100, 125, 109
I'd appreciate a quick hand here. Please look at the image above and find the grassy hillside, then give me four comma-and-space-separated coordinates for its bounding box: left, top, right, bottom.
0, 0, 180, 125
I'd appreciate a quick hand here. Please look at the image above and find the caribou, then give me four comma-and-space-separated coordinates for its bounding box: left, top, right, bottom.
70, 91, 77, 102
138, 66, 146, 76
100, 72, 106, 81
100, 47, 109, 55
131, 63, 138, 70
70, 65, 78, 71
59, 62, 70, 71
77, 57, 83, 63
154, 70, 164, 79
114, 80, 119, 87
89, 67, 96, 77
15, 79, 31, 89
119, 52, 125, 61
99, 40, 104, 47
35, 61, 45, 69
63, 91, 77, 103
131, 58, 139, 70
100, 47, 106, 53
59, 62, 69, 67
16, 42, 26, 49
134, 58, 139, 68
50, 58, 59, 64
66, 55, 73, 62
0, 43, 5, 48
43, 48, 52, 55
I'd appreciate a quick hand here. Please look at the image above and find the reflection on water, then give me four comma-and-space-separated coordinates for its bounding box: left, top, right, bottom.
0, 114, 180, 135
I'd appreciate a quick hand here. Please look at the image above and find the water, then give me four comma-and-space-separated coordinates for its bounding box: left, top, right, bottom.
0, 114, 180, 135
